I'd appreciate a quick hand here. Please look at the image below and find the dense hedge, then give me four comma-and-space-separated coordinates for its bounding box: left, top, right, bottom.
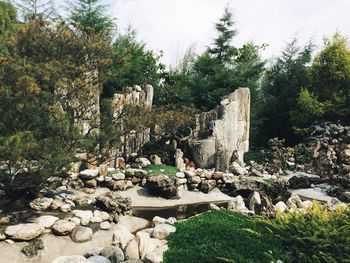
164, 204, 350, 263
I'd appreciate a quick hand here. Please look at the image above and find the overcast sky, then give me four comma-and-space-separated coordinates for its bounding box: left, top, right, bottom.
76, 0, 350, 65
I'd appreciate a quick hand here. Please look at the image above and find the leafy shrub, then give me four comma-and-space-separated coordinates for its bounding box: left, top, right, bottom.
142, 140, 175, 162
164, 210, 289, 263
244, 149, 272, 163
267, 203, 350, 263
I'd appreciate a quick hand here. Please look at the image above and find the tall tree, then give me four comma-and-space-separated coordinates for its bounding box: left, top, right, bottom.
208, 7, 237, 64
188, 7, 265, 112
68, 0, 115, 38
257, 39, 313, 145
0, 0, 18, 55
310, 32, 350, 121
102, 28, 164, 97
0, 17, 108, 196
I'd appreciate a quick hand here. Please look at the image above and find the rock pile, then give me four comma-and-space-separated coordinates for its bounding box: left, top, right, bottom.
52, 215, 176, 263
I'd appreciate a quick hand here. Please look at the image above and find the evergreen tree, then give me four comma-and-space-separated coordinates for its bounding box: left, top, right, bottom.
310, 32, 350, 122
68, 0, 115, 38
257, 39, 313, 145
0, 0, 18, 55
102, 28, 164, 97
208, 7, 238, 64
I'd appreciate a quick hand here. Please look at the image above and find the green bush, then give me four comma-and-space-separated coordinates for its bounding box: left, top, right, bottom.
268, 203, 350, 263
165, 205, 350, 263
164, 210, 289, 263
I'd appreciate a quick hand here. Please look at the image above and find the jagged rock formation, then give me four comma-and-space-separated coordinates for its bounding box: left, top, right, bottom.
109, 85, 154, 167
190, 88, 250, 170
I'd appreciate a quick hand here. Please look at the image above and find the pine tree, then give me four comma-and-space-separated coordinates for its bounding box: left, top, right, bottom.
68, 0, 115, 38
208, 7, 238, 64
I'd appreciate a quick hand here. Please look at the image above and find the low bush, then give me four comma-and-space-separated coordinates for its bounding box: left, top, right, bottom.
164, 210, 289, 263
165, 204, 350, 263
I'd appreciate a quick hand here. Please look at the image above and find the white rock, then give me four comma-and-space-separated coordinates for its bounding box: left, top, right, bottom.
100, 221, 111, 230
152, 216, 167, 226
125, 238, 139, 260
302, 200, 313, 209
112, 225, 135, 249
60, 204, 72, 213
70, 217, 81, 225
53, 220, 76, 236
52, 255, 87, 263
34, 215, 59, 229
166, 217, 177, 225
30, 197, 53, 211
230, 162, 248, 176
135, 157, 151, 168
248, 191, 261, 211
275, 201, 287, 213
136, 231, 168, 262
5, 239, 14, 244
79, 169, 99, 180
152, 224, 176, 240
72, 210, 93, 223
175, 172, 185, 178
227, 195, 249, 213
94, 210, 110, 221
5, 223, 44, 241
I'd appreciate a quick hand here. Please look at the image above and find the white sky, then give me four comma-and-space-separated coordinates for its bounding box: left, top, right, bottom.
70, 0, 350, 66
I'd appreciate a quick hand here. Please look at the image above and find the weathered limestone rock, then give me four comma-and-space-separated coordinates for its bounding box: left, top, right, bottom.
152, 224, 176, 240
52, 220, 76, 236
5, 223, 44, 241
110, 85, 154, 167
33, 215, 59, 229
175, 149, 186, 172
190, 88, 250, 170
30, 197, 53, 211
145, 175, 179, 199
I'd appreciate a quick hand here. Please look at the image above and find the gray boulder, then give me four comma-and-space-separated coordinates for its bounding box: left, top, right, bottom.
70, 226, 93, 243
145, 175, 179, 199
110, 247, 125, 263
87, 256, 111, 263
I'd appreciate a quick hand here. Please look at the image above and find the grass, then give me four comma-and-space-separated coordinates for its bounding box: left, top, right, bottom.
164, 204, 350, 263
144, 164, 179, 177
164, 210, 289, 263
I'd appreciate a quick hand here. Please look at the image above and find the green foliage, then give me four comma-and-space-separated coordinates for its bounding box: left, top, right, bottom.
144, 164, 179, 177
310, 32, 350, 122
164, 210, 289, 263
102, 28, 164, 97
142, 141, 174, 161
268, 203, 350, 262
0, 0, 18, 55
68, 0, 115, 38
291, 88, 330, 133
244, 150, 272, 163
0, 17, 108, 196
165, 205, 350, 263
256, 39, 313, 145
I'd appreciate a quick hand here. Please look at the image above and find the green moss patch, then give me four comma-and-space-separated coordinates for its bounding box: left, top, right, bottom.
144, 164, 179, 177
